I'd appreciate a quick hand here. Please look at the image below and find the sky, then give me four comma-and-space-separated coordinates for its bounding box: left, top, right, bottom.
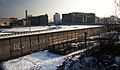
0, 0, 116, 20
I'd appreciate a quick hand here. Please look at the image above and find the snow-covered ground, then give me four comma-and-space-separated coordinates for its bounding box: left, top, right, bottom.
3, 50, 64, 70
2, 48, 89, 70
0, 25, 101, 33
0, 25, 102, 39
0, 26, 49, 32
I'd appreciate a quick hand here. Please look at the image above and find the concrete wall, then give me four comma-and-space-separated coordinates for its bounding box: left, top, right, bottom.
30, 36, 39, 52
0, 39, 10, 60
10, 38, 21, 57
21, 37, 30, 55
0, 27, 106, 61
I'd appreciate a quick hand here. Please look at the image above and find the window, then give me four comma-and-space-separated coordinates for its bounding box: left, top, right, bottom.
83, 15, 87, 22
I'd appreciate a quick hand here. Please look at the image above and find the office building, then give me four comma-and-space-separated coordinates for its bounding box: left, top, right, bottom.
53, 13, 61, 24
62, 12, 95, 25
28, 14, 48, 26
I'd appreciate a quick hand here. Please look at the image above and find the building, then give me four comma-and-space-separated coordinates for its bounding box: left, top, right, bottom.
53, 13, 61, 24
28, 14, 48, 26
10, 10, 30, 27
12, 19, 30, 27
95, 16, 101, 24
62, 12, 95, 25
100, 15, 120, 25
0, 18, 17, 27
109, 15, 119, 24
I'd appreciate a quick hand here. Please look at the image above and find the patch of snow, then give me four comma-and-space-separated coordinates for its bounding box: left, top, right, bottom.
115, 56, 120, 65
3, 50, 64, 70
1, 26, 49, 32
0, 32, 11, 35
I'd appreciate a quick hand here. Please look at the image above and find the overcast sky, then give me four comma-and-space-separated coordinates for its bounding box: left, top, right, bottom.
0, 0, 115, 20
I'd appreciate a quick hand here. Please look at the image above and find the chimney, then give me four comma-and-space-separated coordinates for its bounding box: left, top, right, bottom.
25, 10, 28, 19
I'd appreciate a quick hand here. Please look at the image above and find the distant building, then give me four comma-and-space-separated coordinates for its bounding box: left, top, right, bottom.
109, 15, 119, 24
95, 16, 101, 24
62, 12, 95, 25
28, 14, 48, 26
0, 18, 17, 27
100, 15, 120, 24
53, 13, 61, 24
14, 19, 24, 26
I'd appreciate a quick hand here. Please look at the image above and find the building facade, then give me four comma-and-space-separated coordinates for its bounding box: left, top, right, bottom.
100, 15, 120, 25
0, 18, 17, 26
95, 16, 101, 24
53, 13, 61, 24
28, 14, 48, 26
62, 12, 95, 25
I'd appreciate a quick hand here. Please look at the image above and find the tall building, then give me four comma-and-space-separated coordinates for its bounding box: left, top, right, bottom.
62, 12, 95, 25
53, 13, 61, 24
28, 14, 48, 26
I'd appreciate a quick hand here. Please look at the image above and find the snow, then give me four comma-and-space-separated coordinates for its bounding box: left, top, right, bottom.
1, 25, 101, 33
115, 56, 120, 65
58, 55, 105, 70
3, 50, 64, 70
0, 25, 102, 39
58, 53, 120, 70
0, 32, 11, 35
2, 48, 89, 70
1, 26, 49, 32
